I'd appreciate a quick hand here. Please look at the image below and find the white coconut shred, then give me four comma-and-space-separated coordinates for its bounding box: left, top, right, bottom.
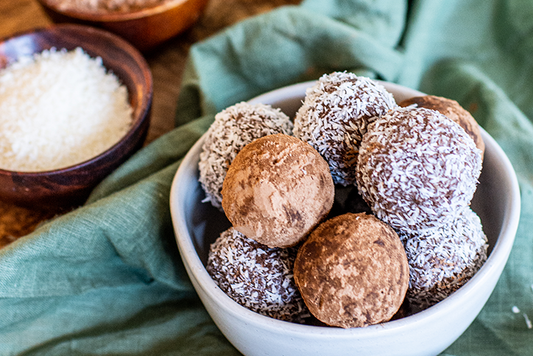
206, 228, 310, 323
0, 47, 132, 172
293, 72, 397, 186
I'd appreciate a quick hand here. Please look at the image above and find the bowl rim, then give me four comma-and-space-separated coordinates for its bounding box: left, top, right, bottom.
0, 23, 153, 176
36, 0, 200, 22
170, 80, 521, 337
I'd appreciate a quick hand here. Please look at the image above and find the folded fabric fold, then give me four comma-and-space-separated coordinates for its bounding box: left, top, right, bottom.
177, 1, 406, 126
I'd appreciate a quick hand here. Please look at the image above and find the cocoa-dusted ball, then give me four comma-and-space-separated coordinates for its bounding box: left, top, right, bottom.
399, 95, 485, 158
198, 102, 293, 210
356, 107, 483, 235
222, 134, 334, 248
207, 228, 310, 323
293, 72, 397, 186
294, 213, 409, 328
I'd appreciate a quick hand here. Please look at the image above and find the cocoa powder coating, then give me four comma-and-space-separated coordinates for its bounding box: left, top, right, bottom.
399, 95, 485, 158
294, 213, 409, 328
221, 134, 334, 248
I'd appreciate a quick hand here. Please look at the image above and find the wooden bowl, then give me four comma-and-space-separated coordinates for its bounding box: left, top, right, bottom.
35, 0, 209, 51
0, 24, 152, 210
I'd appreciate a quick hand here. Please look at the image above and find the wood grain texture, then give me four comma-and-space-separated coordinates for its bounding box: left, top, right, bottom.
35, 0, 210, 51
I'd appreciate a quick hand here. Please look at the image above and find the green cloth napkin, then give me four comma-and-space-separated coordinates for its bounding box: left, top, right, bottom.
2, 0, 533, 354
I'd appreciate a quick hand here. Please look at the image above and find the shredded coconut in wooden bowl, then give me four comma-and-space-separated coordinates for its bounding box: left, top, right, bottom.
0, 47, 132, 172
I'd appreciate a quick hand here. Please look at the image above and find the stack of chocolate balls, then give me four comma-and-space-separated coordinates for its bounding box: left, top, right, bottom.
199, 71, 488, 327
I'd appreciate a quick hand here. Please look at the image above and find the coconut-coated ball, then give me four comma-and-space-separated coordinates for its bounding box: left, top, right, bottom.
293, 72, 397, 186
400, 208, 488, 311
206, 227, 310, 323
356, 107, 483, 235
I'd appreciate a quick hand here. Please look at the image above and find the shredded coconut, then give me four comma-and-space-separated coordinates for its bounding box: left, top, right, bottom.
356, 106, 483, 235
206, 228, 310, 323
293, 71, 397, 185
198, 102, 293, 210
0, 47, 132, 172
401, 208, 488, 310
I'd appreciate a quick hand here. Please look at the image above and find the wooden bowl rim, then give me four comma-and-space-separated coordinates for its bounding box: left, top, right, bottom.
36, 0, 202, 22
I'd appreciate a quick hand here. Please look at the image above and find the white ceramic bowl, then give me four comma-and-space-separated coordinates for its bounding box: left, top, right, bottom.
170, 81, 521, 356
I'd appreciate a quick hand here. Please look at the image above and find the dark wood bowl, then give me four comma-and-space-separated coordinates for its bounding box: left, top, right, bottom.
35, 0, 209, 51
0, 24, 153, 210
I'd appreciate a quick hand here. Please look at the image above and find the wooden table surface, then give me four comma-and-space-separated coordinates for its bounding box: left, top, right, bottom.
0, 0, 300, 248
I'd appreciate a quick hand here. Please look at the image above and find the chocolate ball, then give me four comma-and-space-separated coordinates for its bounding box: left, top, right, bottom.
198, 102, 293, 210
401, 208, 488, 311
207, 228, 310, 323
293, 72, 397, 186
294, 213, 409, 328
222, 134, 334, 248
356, 107, 482, 235
399, 95, 485, 158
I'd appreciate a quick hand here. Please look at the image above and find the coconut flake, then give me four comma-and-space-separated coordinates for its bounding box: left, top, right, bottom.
401, 208, 488, 311
356, 106, 483, 235
293, 72, 397, 186
206, 228, 310, 323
